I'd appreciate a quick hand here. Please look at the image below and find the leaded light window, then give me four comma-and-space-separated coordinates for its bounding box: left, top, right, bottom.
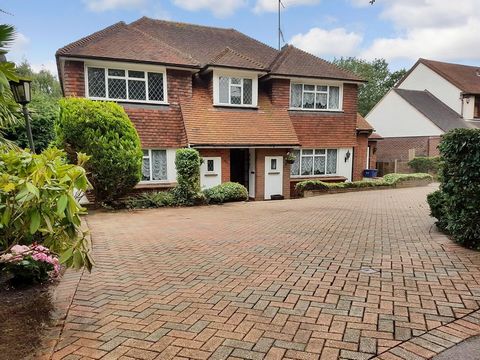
218, 76, 254, 106
142, 150, 167, 182
291, 149, 338, 176
87, 66, 166, 103
290, 83, 341, 110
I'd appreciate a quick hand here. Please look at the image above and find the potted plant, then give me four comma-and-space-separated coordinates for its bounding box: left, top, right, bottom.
285, 152, 296, 165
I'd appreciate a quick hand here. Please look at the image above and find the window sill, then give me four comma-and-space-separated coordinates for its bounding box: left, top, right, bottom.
288, 108, 343, 113
136, 181, 176, 189
291, 174, 341, 179
88, 97, 169, 106
213, 104, 258, 110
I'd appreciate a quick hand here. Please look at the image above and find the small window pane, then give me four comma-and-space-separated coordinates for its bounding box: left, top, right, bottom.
302, 149, 313, 155
108, 78, 127, 99
128, 70, 144, 78
142, 155, 151, 181
314, 156, 326, 175
148, 72, 164, 101
302, 92, 315, 109
315, 149, 326, 155
87, 67, 106, 98
317, 85, 328, 92
207, 159, 214, 172
231, 77, 241, 85
108, 69, 125, 77
243, 78, 252, 105
271, 158, 277, 170
315, 93, 328, 109
151, 150, 167, 181
329, 86, 340, 109
230, 85, 241, 105
219, 76, 229, 104
301, 156, 313, 175
327, 149, 338, 174
290, 150, 300, 176
290, 84, 302, 108
304, 84, 315, 91
128, 80, 146, 100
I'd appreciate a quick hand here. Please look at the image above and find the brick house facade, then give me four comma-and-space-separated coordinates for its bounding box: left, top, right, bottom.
57, 17, 374, 200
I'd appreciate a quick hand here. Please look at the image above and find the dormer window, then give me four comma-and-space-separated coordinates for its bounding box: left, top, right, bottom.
290, 82, 342, 111
213, 70, 258, 107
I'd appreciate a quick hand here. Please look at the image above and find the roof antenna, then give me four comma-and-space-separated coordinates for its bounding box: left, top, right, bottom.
278, 0, 285, 50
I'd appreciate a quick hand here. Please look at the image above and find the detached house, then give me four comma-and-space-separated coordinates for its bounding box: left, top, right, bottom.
56, 17, 373, 200
367, 58, 480, 165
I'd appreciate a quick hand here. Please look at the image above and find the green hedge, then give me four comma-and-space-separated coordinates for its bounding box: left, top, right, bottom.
203, 182, 248, 204
408, 156, 441, 174
295, 173, 432, 196
430, 129, 480, 248
56, 98, 142, 204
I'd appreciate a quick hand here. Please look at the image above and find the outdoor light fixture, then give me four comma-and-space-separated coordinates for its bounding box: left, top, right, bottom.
9, 79, 35, 152
345, 150, 351, 162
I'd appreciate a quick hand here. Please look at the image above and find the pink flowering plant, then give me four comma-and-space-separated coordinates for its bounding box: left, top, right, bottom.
0, 244, 61, 284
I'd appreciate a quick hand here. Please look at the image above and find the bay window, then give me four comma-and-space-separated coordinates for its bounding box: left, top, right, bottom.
290, 83, 341, 110
142, 150, 167, 182
87, 66, 166, 103
291, 149, 338, 176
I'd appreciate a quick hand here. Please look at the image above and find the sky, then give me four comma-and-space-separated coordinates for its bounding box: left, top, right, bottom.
3, 0, 480, 76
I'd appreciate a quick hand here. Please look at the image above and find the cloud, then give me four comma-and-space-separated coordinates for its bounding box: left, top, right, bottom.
290, 27, 362, 58
84, 0, 146, 12
7, 32, 30, 63
254, 0, 320, 13
359, 0, 480, 62
172, 0, 247, 17
31, 60, 58, 77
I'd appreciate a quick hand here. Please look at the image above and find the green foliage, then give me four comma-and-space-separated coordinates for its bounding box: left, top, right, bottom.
408, 156, 441, 174
15, 60, 61, 98
433, 129, 480, 248
295, 173, 432, 196
172, 149, 203, 206
5, 93, 58, 152
56, 98, 143, 204
0, 147, 93, 271
427, 190, 448, 231
125, 191, 175, 209
203, 182, 248, 204
332, 57, 407, 116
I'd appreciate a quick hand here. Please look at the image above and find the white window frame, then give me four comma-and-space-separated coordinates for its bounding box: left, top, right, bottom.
289, 80, 343, 112
84, 60, 168, 105
290, 148, 339, 177
213, 69, 258, 108
141, 149, 168, 183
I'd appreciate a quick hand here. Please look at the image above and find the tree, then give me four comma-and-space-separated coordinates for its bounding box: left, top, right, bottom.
333, 57, 407, 116
16, 60, 61, 98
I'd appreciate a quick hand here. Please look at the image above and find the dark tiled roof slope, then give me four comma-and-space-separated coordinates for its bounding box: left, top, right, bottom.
356, 113, 374, 131
394, 89, 479, 131
57, 17, 364, 81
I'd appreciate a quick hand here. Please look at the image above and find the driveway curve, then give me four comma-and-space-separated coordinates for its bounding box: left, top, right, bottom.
50, 184, 480, 360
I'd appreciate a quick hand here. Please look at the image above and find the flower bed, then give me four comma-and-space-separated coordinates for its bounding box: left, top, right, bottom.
296, 173, 433, 198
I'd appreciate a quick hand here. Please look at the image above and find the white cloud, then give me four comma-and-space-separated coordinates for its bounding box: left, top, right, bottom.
8, 32, 30, 63
290, 27, 363, 58
254, 0, 320, 13
31, 60, 58, 77
173, 0, 247, 17
360, 0, 480, 62
84, 0, 146, 12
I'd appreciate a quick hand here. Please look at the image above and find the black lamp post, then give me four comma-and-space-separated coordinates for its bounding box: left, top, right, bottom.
9, 79, 35, 152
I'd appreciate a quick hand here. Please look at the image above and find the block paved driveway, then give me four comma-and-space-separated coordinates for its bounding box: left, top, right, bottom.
52, 184, 480, 360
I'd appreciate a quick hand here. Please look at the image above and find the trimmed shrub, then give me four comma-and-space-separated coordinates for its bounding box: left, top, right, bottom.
382, 173, 433, 184
435, 129, 480, 248
204, 182, 248, 204
56, 98, 142, 204
172, 148, 203, 206
427, 190, 448, 231
125, 191, 175, 209
408, 156, 441, 174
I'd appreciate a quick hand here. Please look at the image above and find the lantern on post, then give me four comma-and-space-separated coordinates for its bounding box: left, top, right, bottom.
9, 78, 34, 152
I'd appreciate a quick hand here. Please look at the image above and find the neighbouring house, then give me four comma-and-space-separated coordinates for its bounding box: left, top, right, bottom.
367, 58, 480, 172
56, 17, 375, 200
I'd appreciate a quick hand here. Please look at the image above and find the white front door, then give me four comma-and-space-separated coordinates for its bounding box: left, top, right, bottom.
264, 156, 283, 200
248, 149, 255, 198
200, 157, 221, 189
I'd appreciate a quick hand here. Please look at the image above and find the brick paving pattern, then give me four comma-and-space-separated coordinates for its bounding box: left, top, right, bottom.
49, 185, 480, 359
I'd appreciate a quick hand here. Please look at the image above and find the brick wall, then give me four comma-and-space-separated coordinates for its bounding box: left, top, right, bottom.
376, 136, 441, 162
255, 148, 290, 201
353, 134, 368, 181
368, 140, 379, 169
198, 149, 230, 183
63, 60, 85, 97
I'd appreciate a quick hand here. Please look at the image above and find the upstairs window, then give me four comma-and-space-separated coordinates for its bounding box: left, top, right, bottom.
290, 149, 338, 176
87, 66, 166, 104
213, 71, 258, 107
290, 83, 341, 111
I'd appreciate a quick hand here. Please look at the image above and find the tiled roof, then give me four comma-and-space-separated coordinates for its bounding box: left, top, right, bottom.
356, 113, 374, 131
180, 83, 299, 147
57, 17, 363, 81
269, 45, 363, 82
403, 59, 480, 94
394, 89, 478, 132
